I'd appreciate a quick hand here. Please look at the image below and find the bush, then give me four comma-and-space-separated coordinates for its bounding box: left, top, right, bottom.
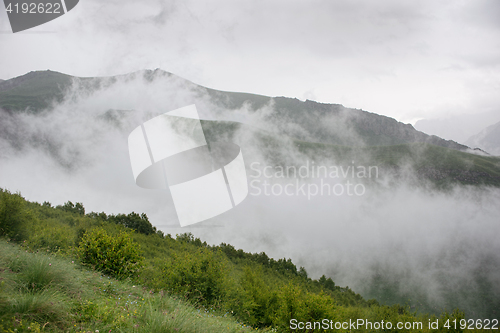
232, 266, 276, 327
77, 228, 144, 279
150, 248, 229, 306
27, 221, 75, 253
271, 283, 305, 329
0, 189, 32, 241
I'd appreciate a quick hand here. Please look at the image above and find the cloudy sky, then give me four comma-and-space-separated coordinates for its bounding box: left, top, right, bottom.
1, 0, 499, 124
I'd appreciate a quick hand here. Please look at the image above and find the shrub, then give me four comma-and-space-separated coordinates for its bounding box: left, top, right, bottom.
77, 228, 144, 279
302, 292, 334, 323
271, 283, 305, 329
27, 221, 75, 253
153, 248, 229, 306
233, 266, 276, 327
0, 190, 32, 241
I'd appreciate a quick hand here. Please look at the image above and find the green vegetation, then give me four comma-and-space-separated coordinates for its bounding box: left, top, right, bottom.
0, 188, 489, 332
0, 239, 267, 333
0, 190, 34, 242
77, 228, 144, 280
291, 140, 500, 188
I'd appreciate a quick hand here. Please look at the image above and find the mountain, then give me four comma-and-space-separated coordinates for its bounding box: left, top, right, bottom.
414, 111, 500, 144
0, 70, 468, 151
465, 120, 500, 156
1, 69, 499, 188
0, 70, 73, 112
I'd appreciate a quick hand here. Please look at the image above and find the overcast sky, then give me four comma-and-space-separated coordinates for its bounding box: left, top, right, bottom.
1, 0, 499, 124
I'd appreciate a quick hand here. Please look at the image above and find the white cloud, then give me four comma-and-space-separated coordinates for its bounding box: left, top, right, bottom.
1, 0, 499, 123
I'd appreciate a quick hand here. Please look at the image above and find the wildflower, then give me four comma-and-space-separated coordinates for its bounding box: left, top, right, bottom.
49, 263, 52, 266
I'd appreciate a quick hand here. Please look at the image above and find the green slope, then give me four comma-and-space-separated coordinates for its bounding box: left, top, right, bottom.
198, 119, 500, 188
0, 71, 73, 112
1, 189, 481, 332
294, 140, 500, 187
0, 239, 269, 333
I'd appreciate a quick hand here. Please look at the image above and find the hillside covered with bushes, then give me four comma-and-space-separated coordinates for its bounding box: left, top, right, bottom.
0, 188, 477, 332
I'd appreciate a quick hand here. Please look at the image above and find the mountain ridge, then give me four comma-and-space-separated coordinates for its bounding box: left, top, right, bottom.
0, 69, 469, 152
465, 120, 500, 156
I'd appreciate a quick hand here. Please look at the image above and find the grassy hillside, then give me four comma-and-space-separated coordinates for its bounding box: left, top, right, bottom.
0, 189, 481, 332
0, 239, 265, 333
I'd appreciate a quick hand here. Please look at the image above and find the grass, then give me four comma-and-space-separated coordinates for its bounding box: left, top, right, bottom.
0, 239, 272, 333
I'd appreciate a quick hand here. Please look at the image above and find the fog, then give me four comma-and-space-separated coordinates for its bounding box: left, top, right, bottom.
2, 0, 500, 125
1, 71, 499, 316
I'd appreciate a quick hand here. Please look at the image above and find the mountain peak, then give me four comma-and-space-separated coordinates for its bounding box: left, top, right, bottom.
0, 69, 470, 151
465, 120, 500, 155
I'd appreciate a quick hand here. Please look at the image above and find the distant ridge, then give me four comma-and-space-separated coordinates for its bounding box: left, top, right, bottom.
465, 120, 500, 156
415, 111, 500, 144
